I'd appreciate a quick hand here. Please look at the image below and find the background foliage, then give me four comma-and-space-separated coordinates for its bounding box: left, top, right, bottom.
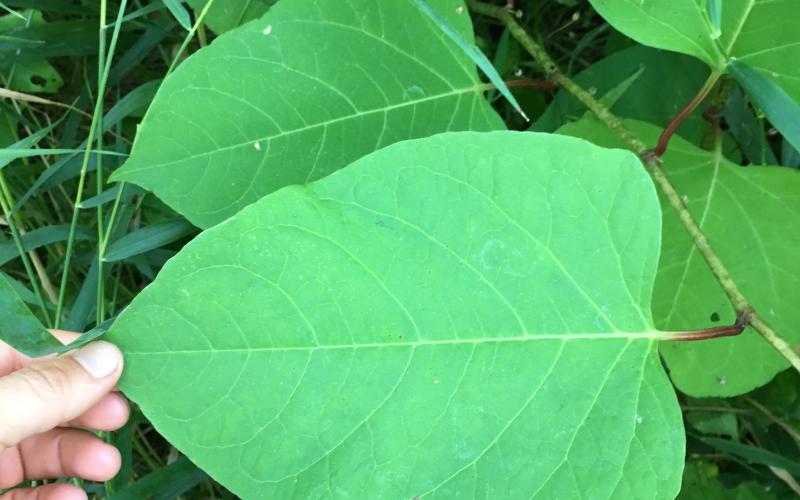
1, 0, 799, 497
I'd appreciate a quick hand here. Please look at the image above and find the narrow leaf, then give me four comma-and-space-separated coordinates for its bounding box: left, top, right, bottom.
706, 0, 721, 39
0, 224, 95, 266
0, 273, 60, 357
162, 0, 191, 30
729, 60, 800, 154
78, 183, 142, 209
0, 148, 126, 165
0, 116, 62, 169
0, 2, 26, 19
414, 0, 527, 121
109, 457, 207, 500
724, 85, 779, 165
59, 318, 114, 353
103, 219, 196, 262
698, 436, 800, 475
597, 65, 646, 108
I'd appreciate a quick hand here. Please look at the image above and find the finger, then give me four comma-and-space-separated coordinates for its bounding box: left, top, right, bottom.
67, 392, 129, 431
0, 341, 123, 452
0, 483, 87, 500
0, 330, 82, 374
0, 429, 120, 487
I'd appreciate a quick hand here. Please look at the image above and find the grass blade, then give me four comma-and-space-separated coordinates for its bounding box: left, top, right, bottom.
78, 184, 142, 209
729, 60, 800, 154
162, 0, 191, 30
414, 0, 528, 121
698, 436, 800, 475
0, 148, 126, 164
0, 273, 61, 357
103, 219, 196, 262
707, 0, 721, 39
0, 224, 95, 266
109, 457, 207, 500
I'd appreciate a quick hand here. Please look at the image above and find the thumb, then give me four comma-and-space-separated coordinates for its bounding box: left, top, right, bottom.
0, 341, 123, 451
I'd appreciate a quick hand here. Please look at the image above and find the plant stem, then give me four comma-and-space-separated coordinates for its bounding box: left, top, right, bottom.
54, 0, 128, 327
166, 0, 216, 76
0, 175, 52, 325
504, 78, 558, 91
654, 70, 721, 157
97, 0, 108, 326
666, 309, 750, 342
467, 0, 800, 373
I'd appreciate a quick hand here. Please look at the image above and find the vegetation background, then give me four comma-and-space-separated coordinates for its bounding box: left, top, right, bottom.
1, 0, 798, 497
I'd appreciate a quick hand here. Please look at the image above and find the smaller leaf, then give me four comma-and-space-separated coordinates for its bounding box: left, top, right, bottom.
706, 0, 721, 40
598, 65, 645, 109
724, 85, 778, 166
729, 60, 800, 154
782, 138, 800, 168
78, 183, 142, 210
0, 3, 26, 20
162, 0, 191, 30
103, 219, 196, 262
109, 456, 207, 500
58, 318, 114, 353
697, 436, 800, 476
0, 117, 62, 170
0, 273, 60, 357
0, 148, 126, 165
0, 271, 38, 304
0, 224, 95, 266
414, 0, 528, 121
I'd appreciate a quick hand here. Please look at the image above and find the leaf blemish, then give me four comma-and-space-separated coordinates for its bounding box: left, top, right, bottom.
262, 25, 272, 35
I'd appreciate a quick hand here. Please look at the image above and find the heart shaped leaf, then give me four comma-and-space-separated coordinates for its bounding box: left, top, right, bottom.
560, 118, 800, 396
108, 132, 683, 498
112, 0, 503, 228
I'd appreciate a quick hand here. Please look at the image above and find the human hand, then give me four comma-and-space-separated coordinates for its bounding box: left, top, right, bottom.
0, 331, 127, 499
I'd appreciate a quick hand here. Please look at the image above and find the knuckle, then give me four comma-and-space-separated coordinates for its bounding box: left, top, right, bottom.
22, 362, 74, 403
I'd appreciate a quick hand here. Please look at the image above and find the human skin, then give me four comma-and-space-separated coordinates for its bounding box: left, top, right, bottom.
0, 331, 128, 500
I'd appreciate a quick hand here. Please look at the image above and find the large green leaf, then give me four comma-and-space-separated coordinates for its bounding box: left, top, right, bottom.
588, 0, 800, 101
112, 0, 503, 228
108, 132, 684, 498
559, 118, 800, 396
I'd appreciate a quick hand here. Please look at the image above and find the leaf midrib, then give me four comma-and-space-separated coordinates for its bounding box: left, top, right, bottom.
124, 332, 661, 355
119, 85, 488, 174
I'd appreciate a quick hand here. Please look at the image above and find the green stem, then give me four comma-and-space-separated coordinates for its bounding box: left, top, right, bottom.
654, 70, 721, 157
97, 0, 108, 326
467, 0, 800, 374
0, 175, 51, 325
166, 0, 217, 76
54, 0, 128, 327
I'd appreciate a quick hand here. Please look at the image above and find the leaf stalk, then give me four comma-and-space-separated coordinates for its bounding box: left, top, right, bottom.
653, 70, 721, 157
467, 0, 800, 373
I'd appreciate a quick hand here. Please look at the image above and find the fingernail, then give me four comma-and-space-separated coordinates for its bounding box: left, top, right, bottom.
72, 341, 122, 379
